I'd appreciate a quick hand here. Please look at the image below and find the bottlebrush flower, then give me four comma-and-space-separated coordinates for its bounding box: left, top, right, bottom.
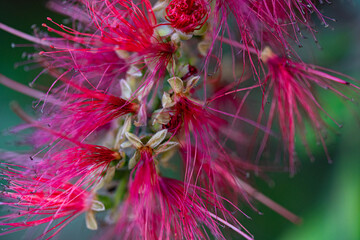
152, 76, 268, 193
0, 0, 355, 239
37, 142, 123, 188
39, 48, 129, 91
25, 79, 139, 145
210, 0, 333, 59
258, 47, 360, 174
154, 76, 225, 134
0, 164, 104, 239
2, 122, 124, 189
114, 131, 252, 240
152, 76, 230, 184
248, 0, 332, 49
41, 0, 176, 87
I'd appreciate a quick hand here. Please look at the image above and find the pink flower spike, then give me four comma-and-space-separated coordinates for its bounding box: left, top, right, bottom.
28, 78, 139, 145
38, 1, 176, 104
1, 1, 356, 239
258, 47, 360, 174
211, 0, 335, 60
41, 1, 175, 70
0, 165, 94, 239
37, 143, 122, 188
160, 93, 229, 185
61, 80, 138, 128
114, 149, 252, 239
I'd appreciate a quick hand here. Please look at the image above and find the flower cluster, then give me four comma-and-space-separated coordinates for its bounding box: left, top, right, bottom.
0, 0, 358, 239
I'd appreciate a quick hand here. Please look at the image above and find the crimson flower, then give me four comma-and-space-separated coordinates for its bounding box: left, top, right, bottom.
257, 47, 359, 174
0, 164, 102, 239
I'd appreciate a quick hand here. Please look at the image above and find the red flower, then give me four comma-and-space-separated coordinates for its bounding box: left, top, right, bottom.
37, 143, 122, 188
0, 165, 96, 239
114, 148, 252, 240
213, 0, 332, 52
26, 79, 138, 146
42, 0, 176, 86
258, 47, 360, 174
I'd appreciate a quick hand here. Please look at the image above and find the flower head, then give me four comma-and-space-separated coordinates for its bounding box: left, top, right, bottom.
41, 0, 176, 86
26, 79, 138, 146
114, 134, 251, 240
258, 47, 359, 174
38, 143, 122, 188
0, 0, 354, 239
0, 164, 102, 239
213, 0, 332, 54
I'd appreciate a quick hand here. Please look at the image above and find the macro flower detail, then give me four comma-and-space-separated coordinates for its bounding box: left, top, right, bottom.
165, 0, 210, 33
116, 130, 252, 239
0, 164, 103, 239
38, 143, 123, 187
21, 82, 139, 146
0, 0, 358, 239
123, 129, 178, 169
257, 47, 360, 174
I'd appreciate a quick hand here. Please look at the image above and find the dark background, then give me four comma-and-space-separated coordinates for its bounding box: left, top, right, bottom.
0, 1, 359, 239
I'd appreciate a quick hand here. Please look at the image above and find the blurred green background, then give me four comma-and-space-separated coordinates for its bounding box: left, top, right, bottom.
0, 1, 359, 239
